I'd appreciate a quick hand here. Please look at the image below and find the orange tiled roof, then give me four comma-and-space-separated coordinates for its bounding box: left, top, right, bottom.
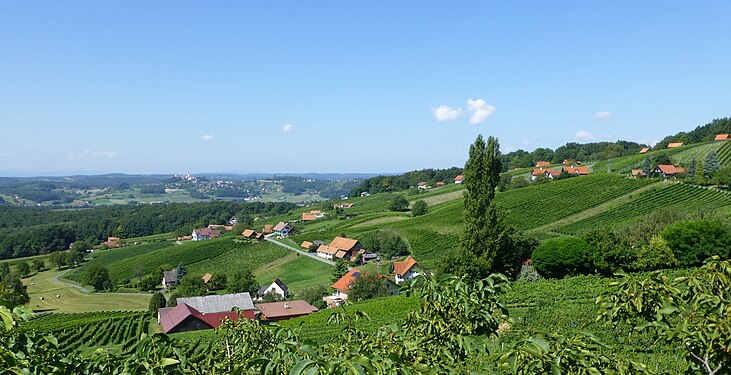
329, 236, 359, 251
301, 241, 313, 248
302, 213, 317, 221
393, 256, 420, 276
331, 269, 361, 292
536, 161, 551, 167
656, 164, 685, 175
316, 245, 339, 255
454, 175, 464, 181
639, 147, 650, 154
667, 142, 684, 148
242, 229, 256, 238
202, 273, 212, 284
631, 169, 647, 177
715, 134, 729, 141
563, 166, 589, 175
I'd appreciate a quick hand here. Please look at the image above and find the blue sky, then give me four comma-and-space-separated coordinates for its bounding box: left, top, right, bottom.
1, 1, 730, 176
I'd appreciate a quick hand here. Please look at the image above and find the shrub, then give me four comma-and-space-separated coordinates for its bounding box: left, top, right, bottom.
532, 237, 592, 278
583, 228, 637, 276
389, 195, 409, 211
411, 200, 428, 217
148, 292, 167, 315
634, 236, 678, 271
661, 219, 731, 267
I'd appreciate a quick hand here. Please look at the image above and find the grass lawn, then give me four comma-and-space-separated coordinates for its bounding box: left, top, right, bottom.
254, 253, 333, 291
24, 269, 150, 313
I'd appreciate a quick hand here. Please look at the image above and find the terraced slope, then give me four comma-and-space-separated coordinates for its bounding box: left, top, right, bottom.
718, 140, 731, 166
555, 183, 731, 235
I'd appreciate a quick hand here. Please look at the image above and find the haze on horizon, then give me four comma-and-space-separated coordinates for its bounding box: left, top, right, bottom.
1, 1, 730, 177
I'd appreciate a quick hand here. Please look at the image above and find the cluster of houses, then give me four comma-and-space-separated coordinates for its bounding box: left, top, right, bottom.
302, 210, 324, 221
157, 289, 319, 334
306, 236, 377, 263
239, 221, 294, 241
531, 162, 590, 181
324, 255, 424, 307
632, 134, 729, 178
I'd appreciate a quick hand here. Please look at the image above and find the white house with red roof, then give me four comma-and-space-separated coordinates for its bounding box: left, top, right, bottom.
393, 256, 424, 284
192, 228, 220, 241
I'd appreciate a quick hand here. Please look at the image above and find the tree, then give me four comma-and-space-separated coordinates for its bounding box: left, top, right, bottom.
509, 176, 529, 189
389, 195, 409, 211
411, 200, 428, 217
687, 157, 697, 179
704, 150, 721, 178
227, 270, 258, 295
148, 292, 167, 315
0, 272, 30, 306
262, 290, 283, 303
84, 266, 113, 292
207, 273, 227, 291
295, 285, 329, 308
583, 228, 637, 276
713, 165, 731, 188
642, 155, 652, 176
497, 173, 512, 192
331, 262, 349, 283
176, 276, 207, 297
137, 275, 158, 291
444, 135, 511, 280
175, 263, 187, 279
661, 219, 731, 267
634, 236, 678, 271
15, 263, 30, 278
48, 252, 65, 270
347, 272, 387, 302
31, 258, 45, 272
532, 237, 593, 278
167, 292, 181, 307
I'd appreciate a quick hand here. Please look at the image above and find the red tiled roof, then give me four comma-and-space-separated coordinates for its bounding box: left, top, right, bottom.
316, 245, 339, 255
435, 181, 445, 186
536, 161, 551, 167
273, 222, 289, 232
656, 164, 685, 175
393, 256, 421, 276
302, 213, 317, 221
242, 229, 256, 238
301, 241, 313, 248
331, 269, 361, 293
454, 175, 464, 181
715, 134, 729, 141
563, 166, 589, 175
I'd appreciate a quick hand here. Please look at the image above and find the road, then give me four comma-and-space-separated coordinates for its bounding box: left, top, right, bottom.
265, 238, 338, 267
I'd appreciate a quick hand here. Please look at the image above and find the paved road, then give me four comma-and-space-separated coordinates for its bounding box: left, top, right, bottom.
265, 238, 338, 267
51, 269, 152, 296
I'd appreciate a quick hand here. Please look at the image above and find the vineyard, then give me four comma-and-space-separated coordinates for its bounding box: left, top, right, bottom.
20, 311, 150, 351
554, 183, 731, 235
718, 139, 731, 166
64, 241, 174, 283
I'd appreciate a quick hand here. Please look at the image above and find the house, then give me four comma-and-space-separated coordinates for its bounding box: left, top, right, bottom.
316, 245, 339, 260
257, 278, 289, 300
417, 182, 429, 189
192, 228, 220, 241
562, 165, 590, 175
536, 161, 551, 167
302, 213, 318, 221
254, 232, 265, 240
162, 269, 178, 289
639, 147, 651, 154
255, 300, 318, 322
177, 292, 255, 314
309, 210, 324, 218
655, 164, 686, 178
631, 169, 647, 178
102, 241, 121, 248
715, 134, 729, 141
202, 273, 213, 284
435, 181, 445, 186
157, 303, 254, 334
454, 175, 464, 184
330, 269, 361, 300
334, 202, 355, 209
531, 168, 560, 181
273, 222, 293, 237
301, 241, 313, 249
241, 229, 257, 238
393, 256, 425, 285
328, 236, 365, 261
107, 236, 120, 242
562, 159, 572, 165
262, 224, 274, 234
667, 142, 684, 148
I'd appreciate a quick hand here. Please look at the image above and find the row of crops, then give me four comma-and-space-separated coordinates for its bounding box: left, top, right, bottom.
495, 174, 655, 230
21, 311, 150, 351
718, 139, 731, 166
555, 183, 731, 235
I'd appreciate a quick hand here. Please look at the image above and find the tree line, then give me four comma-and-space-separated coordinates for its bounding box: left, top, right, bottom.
350, 167, 463, 196
0, 201, 297, 259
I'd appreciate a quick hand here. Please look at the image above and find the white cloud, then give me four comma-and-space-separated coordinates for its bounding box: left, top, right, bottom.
200, 134, 214, 141
67, 150, 119, 160
466, 99, 496, 125
282, 123, 293, 134
574, 131, 603, 141
431, 105, 463, 122
593, 111, 612, 120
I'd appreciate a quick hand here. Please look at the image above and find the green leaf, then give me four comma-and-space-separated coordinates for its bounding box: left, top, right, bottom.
158, 358, 180, 367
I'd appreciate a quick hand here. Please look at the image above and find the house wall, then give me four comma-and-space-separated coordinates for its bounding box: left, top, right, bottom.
168, 316, 212, 334
263, 284, 287, 298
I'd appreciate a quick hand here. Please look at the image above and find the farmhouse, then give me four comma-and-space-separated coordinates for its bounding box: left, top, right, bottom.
417, 182, 429, 189
257, 278, 289, 300
667, 142, 684, 148
329, 269, 361, 301
716, 134, 729, 141
435, 181, 445, 186
241, 229, 256, 238
639, 147, 650, 154
255, 300, 318, 322
454, 175, 464, 184
536, 161, 551, 167
328, 236, 365, 261
177, 292, 255, 314
562, 165, 590, 175
273, 222, 293, 237
316, 245, 339, 260
157, 303, 255, 334
655, 164, 686, 178
192, 228, 220, 241
393, 256, 425, 285
531, 168, 560, 181
162, 269, 178, 289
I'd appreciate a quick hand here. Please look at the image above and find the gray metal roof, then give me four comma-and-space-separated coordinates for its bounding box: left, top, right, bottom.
176, 292, 254, 313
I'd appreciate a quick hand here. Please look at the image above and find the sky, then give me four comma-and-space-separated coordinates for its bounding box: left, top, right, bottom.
1, 1, 730, 176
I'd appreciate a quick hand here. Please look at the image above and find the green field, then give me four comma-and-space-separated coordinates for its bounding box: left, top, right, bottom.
25, 269, 150, 313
